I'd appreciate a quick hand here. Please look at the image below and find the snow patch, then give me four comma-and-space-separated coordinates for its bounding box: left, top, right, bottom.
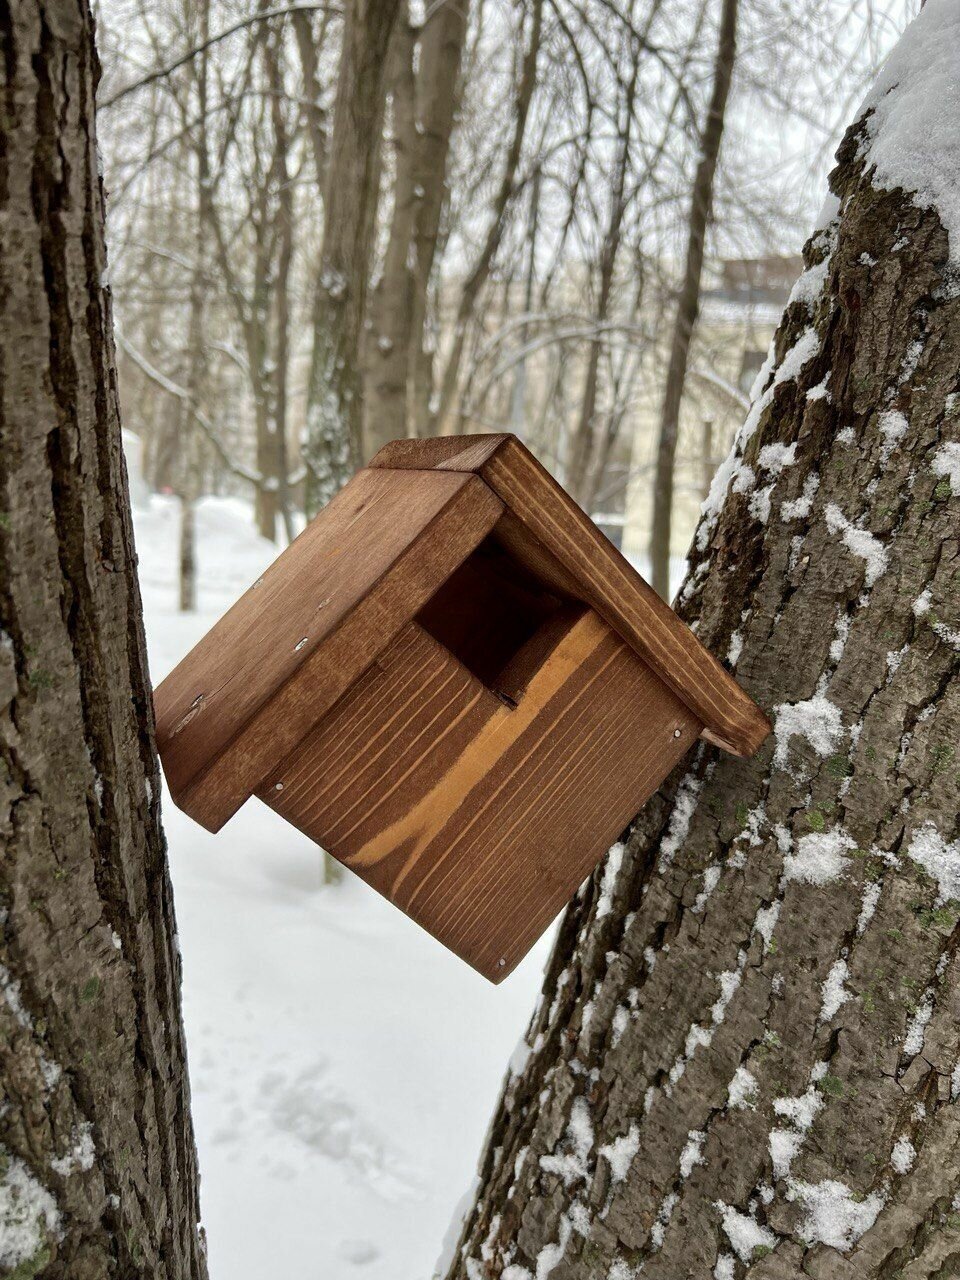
715, 1202, 777, 1263
50, 1122, 96, 1178
932, 440, 960, 491
596, 843, 624, 919
891, 1135, 915, 1174
714, 1254, 735, 1280
769, 1128, 803, 1180
754, 902, 781, 949
903, 993, 934, 1057
650, 1192, 678, 1249
857, 882, 882, 935
598, 1125, 639, 1185
907, 822, 960, 904
727, 1066, 758, 1110
679, 1130, 706, 1179
758, 441, 797, 474
0, 965, 32, 1030
819, 958, 853, 1022
658, 774, 703, 869
788, 1179, 884, 1251
857, 0, 960, 264
824, 504, 889, 586
781, 471, 820, 522
540, 1098, 593, 1187
693, 865, 722, 914
773, 1083, 823, 1134
783, 829, 855, 886
878, 409, 908, 459
773, 694, 844, 768
788, 258, 829, 310
0, 1152, 61, 1270
830, 612, 852, 664
749, 484, 774, 524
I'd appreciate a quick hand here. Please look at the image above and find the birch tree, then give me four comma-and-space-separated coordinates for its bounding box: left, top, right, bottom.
444, 4, 960, 1275
0, 1, 206, 1274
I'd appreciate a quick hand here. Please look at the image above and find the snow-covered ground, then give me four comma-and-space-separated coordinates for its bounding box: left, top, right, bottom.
133, 491, 554, 1280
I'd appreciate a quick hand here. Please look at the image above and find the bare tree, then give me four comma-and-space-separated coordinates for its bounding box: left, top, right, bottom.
302, 0, 403, 511
649, 0, 738, 599
363, 0, 470, 455
445, 10, 960, 1276
0, 1, 206, 1273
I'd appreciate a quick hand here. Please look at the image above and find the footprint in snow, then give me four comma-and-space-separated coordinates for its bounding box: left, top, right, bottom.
337, 1239, 380, 1266
259, 1063, 424, 1203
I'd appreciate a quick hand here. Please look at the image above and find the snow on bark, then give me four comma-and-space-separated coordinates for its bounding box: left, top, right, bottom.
0, 1154, 61, 1271
857, 0, 960, 262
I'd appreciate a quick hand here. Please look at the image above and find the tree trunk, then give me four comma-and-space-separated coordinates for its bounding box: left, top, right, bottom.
363, 0, 468, 455
0, 4, 207, 1277
649, 0, 738, 600
700, 416, 715, 502
178, 0, 210, 611
303, 0, 402, 514
445, 15, 960, 1279
430, 0, 543, 439
563, 42, 638, 511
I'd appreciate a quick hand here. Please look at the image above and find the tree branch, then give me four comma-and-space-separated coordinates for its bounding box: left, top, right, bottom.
101, 3, 342, 109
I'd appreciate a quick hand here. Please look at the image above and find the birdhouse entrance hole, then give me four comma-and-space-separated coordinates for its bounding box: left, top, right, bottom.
414, 530, 582, 708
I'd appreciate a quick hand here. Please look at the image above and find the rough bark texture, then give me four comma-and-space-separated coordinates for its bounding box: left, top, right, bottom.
446, 90, 960, 1280
0, 3, 207, 1276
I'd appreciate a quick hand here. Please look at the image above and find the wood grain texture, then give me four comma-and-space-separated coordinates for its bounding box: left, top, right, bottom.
154, 467, 502, 829
368, 433, 770, 757
259, 609, 701, 982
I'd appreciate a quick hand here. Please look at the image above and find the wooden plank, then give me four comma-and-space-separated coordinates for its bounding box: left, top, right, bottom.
368, 434, 770, 757
154, 468, 503, 830
259, 609, 700, 982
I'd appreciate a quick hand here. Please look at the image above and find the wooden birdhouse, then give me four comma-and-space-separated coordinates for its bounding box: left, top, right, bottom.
153, 435, 769, 982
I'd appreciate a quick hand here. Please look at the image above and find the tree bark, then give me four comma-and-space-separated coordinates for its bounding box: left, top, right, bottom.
363, 0, 469, 455
446, 36, 960, 1280
0, 3, 207, 1276
303, 0, 402, 513
649, 0, 738, 600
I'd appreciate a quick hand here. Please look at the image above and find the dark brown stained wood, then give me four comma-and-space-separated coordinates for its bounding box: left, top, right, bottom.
154, 467, 503, 830
368, 434, 770, 757
259, 609, 701, 982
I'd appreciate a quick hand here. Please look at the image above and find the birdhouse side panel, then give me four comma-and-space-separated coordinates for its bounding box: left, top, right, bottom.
155, 469, 503, 832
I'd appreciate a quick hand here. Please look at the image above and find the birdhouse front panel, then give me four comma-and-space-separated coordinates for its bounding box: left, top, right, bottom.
260, 608, 700, 981
153, 434, 769, 983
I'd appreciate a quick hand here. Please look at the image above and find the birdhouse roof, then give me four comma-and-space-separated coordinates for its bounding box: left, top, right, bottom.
154, 434, 768, 833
